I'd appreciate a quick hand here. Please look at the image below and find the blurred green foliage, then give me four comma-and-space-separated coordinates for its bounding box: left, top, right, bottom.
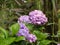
0, 0, 59, 29
0, 0, 60, 45
0, 23, 51, 45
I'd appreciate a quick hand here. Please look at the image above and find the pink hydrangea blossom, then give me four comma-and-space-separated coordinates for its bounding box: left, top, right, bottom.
18, 10, 48, 25
26, 34, 37, 43
17, 23, 29, 37
29, 10, 48, 25
17, 23, 37, 43
18, 15, 31, 23
57, 44, 60, 45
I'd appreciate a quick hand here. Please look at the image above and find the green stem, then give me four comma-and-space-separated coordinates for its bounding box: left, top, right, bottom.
35, 0, 42, 10
51, 0, 56, 45
58, 18, 60, 43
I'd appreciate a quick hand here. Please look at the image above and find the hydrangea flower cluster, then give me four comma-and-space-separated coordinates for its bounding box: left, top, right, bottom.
26, 34, 37, 43
18, 15, 31, 23
29, 10, 48, 25
17, 23, 37, 43
17, 23, 29, 37
17, 10, 48, 43
18, 10, 48, 25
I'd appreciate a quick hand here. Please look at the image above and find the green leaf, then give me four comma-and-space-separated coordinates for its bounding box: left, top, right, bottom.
33, 30, 48, 40
40, 40, 51, 45
39, 26, 45, 30
9, 23, 20, 36
0, 37, 15, 45
15, 36, 25, 42
0, 32, 5, 39
0, 39, 8, 45
25, 23, 34, 31
4, 37, 16, 45
47, 23, 55, 25
0, 27, 8, 38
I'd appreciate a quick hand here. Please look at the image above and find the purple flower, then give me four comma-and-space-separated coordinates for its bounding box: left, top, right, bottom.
20, 23, 28, 29
18, 10, 48, 25
17, 29, 29, 37
18, 15, 31, 23
17, 23, 37, 43
29, 10, 48, 25
17, 23, 29, 37
57, 44, 60, 45
17, 10, 48, 43
26, 34, 37, 43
